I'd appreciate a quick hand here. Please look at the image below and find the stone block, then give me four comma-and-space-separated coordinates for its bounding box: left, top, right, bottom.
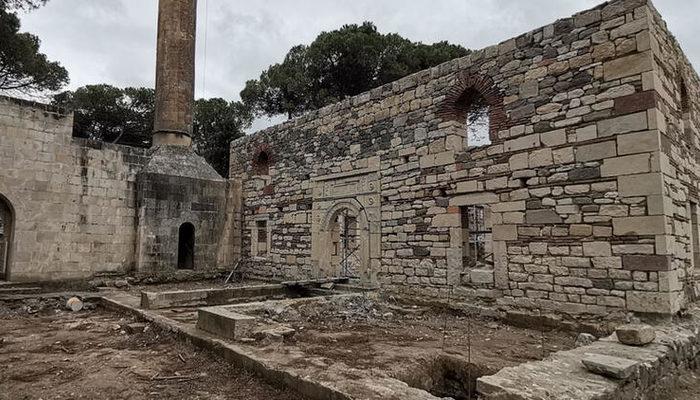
540, 129, 567, 147
450, 192, 500, 206
583, 242, 612, 257
493, 225, 518, 241
597, 112, 647, 136
575, 141, 616, 162
622, 255, 672, 271
504, 134, 540, 152
626, 291, 680, 314
470, 269, 495, 284
432, 213, 460, 227
616, 130, 660, 155
582, 354, 639, 380
525, 209, 563, 224
601, 154, 650, 177
603, 51, 653, 81
615, 324, 656, 346
618, 173, 662, 196
529, 148, 553, 168
197, 306, 256, 339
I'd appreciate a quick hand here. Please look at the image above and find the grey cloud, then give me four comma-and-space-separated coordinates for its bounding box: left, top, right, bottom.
17, 0, 700, 130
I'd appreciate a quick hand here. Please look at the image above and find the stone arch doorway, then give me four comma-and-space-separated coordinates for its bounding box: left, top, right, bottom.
317, 201, 371, 284
0, 194, 15, 280
177, 222, 195, 269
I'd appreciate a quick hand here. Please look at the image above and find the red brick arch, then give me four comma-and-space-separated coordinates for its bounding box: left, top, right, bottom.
438, 73, 507, 141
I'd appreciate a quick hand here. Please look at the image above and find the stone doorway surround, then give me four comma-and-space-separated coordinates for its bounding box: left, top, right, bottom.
310, 158, 381, 286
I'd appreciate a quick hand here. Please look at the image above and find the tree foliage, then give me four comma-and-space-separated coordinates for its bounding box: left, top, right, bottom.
1, 0, 48, 11
53, 86, 251, 177
52, 84, 155, 147
0, 1, 68, 94
241, 22, 469, 119
193, 98, 252, 177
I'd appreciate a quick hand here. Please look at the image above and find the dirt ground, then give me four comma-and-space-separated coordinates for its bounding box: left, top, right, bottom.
665, 368, 700, 400
254, 295, 576, 375
0, 300, 305, 400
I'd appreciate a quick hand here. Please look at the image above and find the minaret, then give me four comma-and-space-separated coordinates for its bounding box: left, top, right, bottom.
136, 0, 227, 274
152, 0, 197, 147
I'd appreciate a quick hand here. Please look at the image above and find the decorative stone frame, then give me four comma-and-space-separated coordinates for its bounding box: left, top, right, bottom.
0, 193, 15, 280
310, 162, 381, 287
317, 200, 371, 282
437, 73, 507, 143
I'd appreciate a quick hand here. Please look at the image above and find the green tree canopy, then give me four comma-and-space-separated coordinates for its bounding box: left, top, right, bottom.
241, 22, 469, 119
53, 86, 252, 177
193, 98, 252, 177
0, 1, 68, 94
52, 84, 155, 147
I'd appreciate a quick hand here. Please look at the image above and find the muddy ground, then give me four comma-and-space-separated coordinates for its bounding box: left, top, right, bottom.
0, 300, 304, 400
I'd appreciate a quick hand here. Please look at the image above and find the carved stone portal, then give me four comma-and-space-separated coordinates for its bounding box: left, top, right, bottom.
311, 166, 380, 286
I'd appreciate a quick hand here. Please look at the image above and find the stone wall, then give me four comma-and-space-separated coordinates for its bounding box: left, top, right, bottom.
230, 0, 699, 315
0, 96, 148, 281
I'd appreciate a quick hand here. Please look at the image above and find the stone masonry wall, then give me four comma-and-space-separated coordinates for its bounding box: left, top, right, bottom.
646, 3, 700, 308
231, 0, 696, 315
0, 96, 148, 281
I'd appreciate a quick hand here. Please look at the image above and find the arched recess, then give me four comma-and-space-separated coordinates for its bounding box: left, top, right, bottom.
437, 73, 507, 145
177, 222, 195, 270
317, 200, 372, 285
0, 194, 15, 280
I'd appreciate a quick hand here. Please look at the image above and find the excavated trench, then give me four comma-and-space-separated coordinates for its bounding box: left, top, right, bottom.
397, 355, 494, 399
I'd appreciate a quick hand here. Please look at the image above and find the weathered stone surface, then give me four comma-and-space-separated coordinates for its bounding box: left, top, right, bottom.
581, 354, 639, 380
525, 209, 563, 224
603, 52, 653, 81
615, 324, 656, 346
622, 255, 672, 271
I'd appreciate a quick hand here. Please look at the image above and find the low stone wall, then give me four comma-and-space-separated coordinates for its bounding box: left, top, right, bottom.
477, 309, 700, 399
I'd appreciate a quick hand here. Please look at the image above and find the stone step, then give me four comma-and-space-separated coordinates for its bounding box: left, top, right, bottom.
0, 286, 42, 295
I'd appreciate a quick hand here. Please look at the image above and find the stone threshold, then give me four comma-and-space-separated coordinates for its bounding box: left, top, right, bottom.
477, 308, 700, 399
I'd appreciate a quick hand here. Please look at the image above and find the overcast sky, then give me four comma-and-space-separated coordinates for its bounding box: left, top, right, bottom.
18, 0, 699, 131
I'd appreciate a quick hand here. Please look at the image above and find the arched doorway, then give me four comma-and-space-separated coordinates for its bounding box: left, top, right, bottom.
0, 195, 14, 280
316, 201, 372, 284
177, 222, 195, 269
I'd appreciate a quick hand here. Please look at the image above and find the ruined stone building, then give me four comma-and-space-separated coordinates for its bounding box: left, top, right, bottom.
0, 0, 698, 316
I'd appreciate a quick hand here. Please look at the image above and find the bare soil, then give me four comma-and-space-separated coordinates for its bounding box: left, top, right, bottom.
0, 301, 304, 400
665, 368, 700, 400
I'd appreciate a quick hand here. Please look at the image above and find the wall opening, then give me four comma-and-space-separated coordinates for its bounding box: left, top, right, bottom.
0, 195, 13, 280
256, 220, 268, 257
690, 202, 699, 269
254, 150, 271, 175
330, 210, 361, 279
458, 88, 491, 147
177, 222, 195, 270
460, 205, 493, 269
680, 79, 690, 115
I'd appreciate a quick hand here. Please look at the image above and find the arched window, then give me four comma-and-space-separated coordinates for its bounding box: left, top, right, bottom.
177, 222, 195, 269
254, 150, 271, 175
439, 74, 506, 148
458, 88, 491, 147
